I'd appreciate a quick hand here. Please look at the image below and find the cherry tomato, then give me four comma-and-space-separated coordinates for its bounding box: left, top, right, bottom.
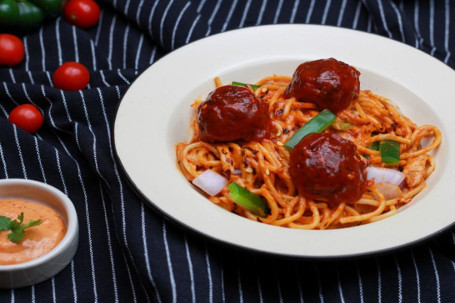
8, 104, 44, 133
52, 61, 90, 91
64, 0, 101, 29
0, 34, 25, 67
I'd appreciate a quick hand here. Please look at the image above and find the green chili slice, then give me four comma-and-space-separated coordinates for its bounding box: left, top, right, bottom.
284, 109, 337, 149
231, 81, 261, 90
228, 183, 270, 218
379, 140, 400, 165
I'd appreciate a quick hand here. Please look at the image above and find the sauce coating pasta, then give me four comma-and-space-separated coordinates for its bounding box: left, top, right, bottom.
176, 60, 442, 229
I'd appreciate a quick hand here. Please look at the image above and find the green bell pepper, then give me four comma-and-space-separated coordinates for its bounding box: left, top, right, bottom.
0, 0, 63, 35
379, 140, 401, 165
228, 182, 270, 218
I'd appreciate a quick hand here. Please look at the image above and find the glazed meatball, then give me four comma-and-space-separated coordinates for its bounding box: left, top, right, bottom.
197, 85, 270, 142
289, 132, 367, 204
284, 58, 360, 113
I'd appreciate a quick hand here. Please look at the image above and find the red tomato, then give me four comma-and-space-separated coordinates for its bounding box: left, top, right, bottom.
64, 0, 101, 28
8, 104, 44, 133
0, 34, 25, 67
53, 61, 90, 91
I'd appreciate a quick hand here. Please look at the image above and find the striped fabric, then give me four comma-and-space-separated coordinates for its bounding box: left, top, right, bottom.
1, 0, 454, 302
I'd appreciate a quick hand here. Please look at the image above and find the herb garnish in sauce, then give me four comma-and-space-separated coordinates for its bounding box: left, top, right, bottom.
0, 212, 42, 243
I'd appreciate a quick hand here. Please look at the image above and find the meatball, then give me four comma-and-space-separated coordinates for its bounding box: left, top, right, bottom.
284, 58, 360, 113
197, 85, 270, 142
289, 132, 367, 204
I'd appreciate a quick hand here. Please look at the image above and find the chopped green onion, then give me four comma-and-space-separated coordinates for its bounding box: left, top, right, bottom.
228, 182, 270, 218
331, 120, 352, 131
369, 141, 380, 151
284, 109, 337, 149
379, 140, 400, 165
231, 81, 261, 90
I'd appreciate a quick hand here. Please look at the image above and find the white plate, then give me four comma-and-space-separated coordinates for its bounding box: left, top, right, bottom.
114, 24, 455, 258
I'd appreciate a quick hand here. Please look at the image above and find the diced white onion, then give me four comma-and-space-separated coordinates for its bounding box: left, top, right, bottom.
376, 182, 403, 200
192, 170, 228, 196
366, 166, 405, 186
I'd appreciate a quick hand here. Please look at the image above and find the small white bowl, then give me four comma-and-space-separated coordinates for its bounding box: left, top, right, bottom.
0, 179, 79, 289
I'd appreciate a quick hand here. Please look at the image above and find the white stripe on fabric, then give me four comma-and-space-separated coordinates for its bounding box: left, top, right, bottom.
185, 14, 201, 44
8, 69, 16, 84
273, 263, 283, 303
72, 26, 79, 62
38, 28, 46, 70
429, 0, 437, 56
135, 0, 145, 25
290, 0, 300, 23
254, 260, 263, 303
135, 35, 145, 70
26, 71, 35, 85
273, 0, 284, 24
116, 69, 131, 84
197, 0, 208, 13
123, 25, 131, 70
237, 262, 244, 303
376, 0, 393, 38
163, 221, 177, 303
73, 124, 99, 302
336, 265, 345, 303
239, 0, 253, 28
376, 259, 382, 303
12, 127, 27, 179
183, 235, 196, 303
255, 0, 268, 26
444, 0, 451, 63
0, 143, 8, 178
53, 147, 77, 301
321, 0, 332, 24
394, 255, 403, 303
33, 137, 46, 183
147, 0, 160, 40
314, 263, 324, 303
58, 90, 72, 122
429, 249, 441, 303
3, 82, 19, 106
171, 2, 191, 49
55, 18, 63, 65
90, 40, 97, 71
107, 15, 118, 70
99, 185, 119, 303
51, 278, 56, 303
123, 0, 131, 15
23, 36, 29, 71
352, 1, 362, 29
94, 9, 104, 46
293, 264, 304, 303
306, 0, 316, 23
337, 0, 347, 26
159, 0, 174, 50
205, 244, 213, 303
205, 0, 223, 36
221, 0, 238, 32
141, 203, 162, 303
356, 263, 364, 303
95, 88, 152, 303
390, 1, 406, 43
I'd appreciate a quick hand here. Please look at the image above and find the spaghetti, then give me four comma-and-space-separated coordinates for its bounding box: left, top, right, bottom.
176, 62, 441, 230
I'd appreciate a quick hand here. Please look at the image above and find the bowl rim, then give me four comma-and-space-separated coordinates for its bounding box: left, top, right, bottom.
0, 178, 78, 271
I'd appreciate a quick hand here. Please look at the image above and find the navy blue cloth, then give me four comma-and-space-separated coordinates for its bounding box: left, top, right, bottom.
1, 0, 454, 302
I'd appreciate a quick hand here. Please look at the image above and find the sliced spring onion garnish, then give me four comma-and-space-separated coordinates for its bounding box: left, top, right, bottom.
227, 182, 270, 218
231, 81, 261, 90
284, 109, 336, 149
379, 140, 401, 165
192, 170, 228, 196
